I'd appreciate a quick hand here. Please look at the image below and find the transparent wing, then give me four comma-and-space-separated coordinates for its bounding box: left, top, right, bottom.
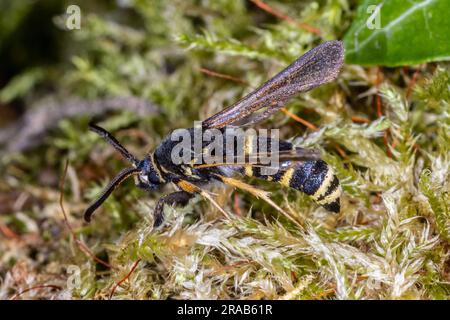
202, 40, 344, 129
192, 147, 321, 169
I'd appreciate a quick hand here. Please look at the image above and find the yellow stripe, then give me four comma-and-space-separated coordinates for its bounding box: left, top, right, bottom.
311, 168, 334, 200
159, 165, 169, 173
244, 165, 253, 177
177, 180, 200, 193
151, 153, 165, 182
280, 168, 295, 187
316, 186, 341, 205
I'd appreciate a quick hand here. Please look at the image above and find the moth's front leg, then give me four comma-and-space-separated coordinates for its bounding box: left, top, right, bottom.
154, 191, 195, 227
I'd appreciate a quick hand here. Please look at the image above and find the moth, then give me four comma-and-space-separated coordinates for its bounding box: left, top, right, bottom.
84, 40, 344, 226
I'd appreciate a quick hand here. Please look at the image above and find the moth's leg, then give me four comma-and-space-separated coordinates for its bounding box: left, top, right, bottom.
136, 182, 153, 190
153, 179, 201, 227
177, 178, 246, 229
214, 174, 270, 199
213, 173, 302, 227
154, 191, 195, 227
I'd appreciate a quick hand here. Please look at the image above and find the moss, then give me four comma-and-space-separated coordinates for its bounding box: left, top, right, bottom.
0, 0, 449, 300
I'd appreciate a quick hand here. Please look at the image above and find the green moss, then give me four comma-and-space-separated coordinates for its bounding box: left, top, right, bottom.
1, 0, 449, 300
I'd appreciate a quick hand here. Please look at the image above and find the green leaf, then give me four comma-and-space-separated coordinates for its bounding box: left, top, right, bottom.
343, 0, 450, 66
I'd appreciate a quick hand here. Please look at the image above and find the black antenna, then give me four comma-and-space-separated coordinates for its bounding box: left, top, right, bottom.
88, 122, 138, 165
84, 167, 140, 222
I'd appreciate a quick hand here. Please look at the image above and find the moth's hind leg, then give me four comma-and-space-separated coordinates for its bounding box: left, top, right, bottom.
154, 191, 195, 227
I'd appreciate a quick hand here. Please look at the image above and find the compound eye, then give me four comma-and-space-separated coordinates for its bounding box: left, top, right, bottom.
148, 170, 161, 185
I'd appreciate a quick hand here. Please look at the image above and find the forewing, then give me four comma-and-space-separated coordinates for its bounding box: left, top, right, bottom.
202, 40, 344, 129
192, 147, 321, 169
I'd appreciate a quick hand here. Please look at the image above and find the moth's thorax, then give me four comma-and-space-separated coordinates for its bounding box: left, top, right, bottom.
136, 153, 165, 189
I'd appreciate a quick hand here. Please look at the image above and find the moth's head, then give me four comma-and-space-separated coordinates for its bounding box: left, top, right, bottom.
83, 123, 163, 223
136, 156, 164, 190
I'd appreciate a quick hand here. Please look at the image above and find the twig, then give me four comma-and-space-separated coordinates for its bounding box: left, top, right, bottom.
109, 259, 141, 300
233, 192, 243, 216
311, 288, 335, 299
334, 144, 348, 159
351, 116, 370, 124
0, 223, 20, 239
10, 285, 62, 300
60, 160, 114, 269
200, 68, 249, 85
280, 107, 318, 131
405, 65, 422, 100
391, 133, 398, 150
250, 0, 322, 35
0, 95, 159, 153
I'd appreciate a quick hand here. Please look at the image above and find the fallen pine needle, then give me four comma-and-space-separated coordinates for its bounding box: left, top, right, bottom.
60, 160, 114, 270
10, 285, 62, 300
109, 259, 141, 299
